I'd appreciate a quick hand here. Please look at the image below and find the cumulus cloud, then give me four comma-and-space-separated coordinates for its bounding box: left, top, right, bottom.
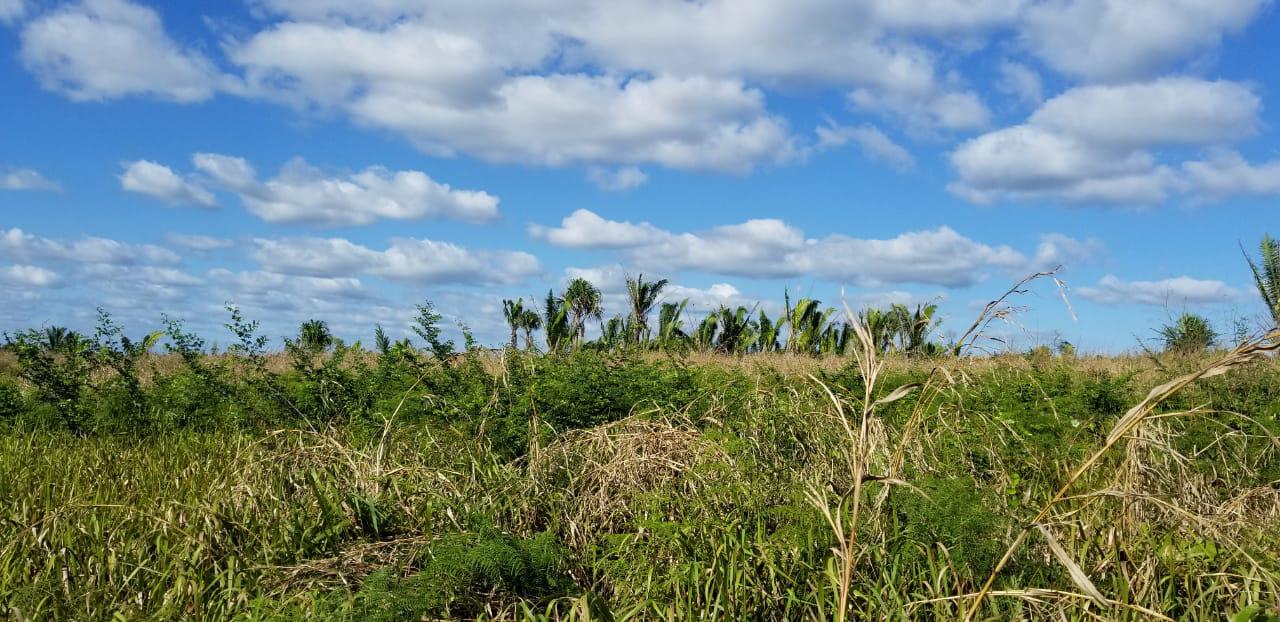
532, 209, 1038, 287
997, 61, 1044, 105
0, 0, 25, 22
120, 160, 216, 207
587, 166, 649, 192
0, 227, 179, 266
530, 209, 667, 249
1182, 150, 1280, 200
1028, 79, 1258, 147
125, 153, 501, 225
816, 123, 915, 171
1, 167, 60, 191
217, 0, 1017, 169
950, 78, 1258, 205
230, 17, 799, 173
1077, 274, 1241, 305
208, 269, 374, 308
1031, 234, 1105, 270
1019, 0, 1265, 82
0, 264, 61, 287
250, 236, 542, 286
19, 0, 225, 102
164, 233, 233, 251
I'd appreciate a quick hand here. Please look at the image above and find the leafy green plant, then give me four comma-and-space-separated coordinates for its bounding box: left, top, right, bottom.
1245, 233, 1280, 326
1159, 313, 1217, 354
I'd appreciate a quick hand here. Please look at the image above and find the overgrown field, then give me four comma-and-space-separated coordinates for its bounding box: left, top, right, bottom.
2, 338, 1279, 620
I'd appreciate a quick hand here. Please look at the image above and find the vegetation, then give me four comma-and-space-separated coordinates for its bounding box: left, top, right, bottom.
1, 258, 1278, 620
1158, 313, 1218, 354
1246, 233, 1280, 326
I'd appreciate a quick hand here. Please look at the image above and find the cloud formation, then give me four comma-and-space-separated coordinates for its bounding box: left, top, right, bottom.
19, 0, 225, 102
250, 236, 542, 285
1077, 274, 1241, 305
120, 160, 216, 207
1, 167, 59, 191
532, 209, 1041, 287
950, 78, 1259, 205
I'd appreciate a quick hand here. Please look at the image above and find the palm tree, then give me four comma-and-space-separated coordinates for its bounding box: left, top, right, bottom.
1159, 313, 1217, 354
784, 295, 831, 354
858, 308, 894, 353
502, 298, 525, 349
543, 290, 570, 353
1245, 234, 1280, 326
625, 274, 669, 346
657, 300, 689, 350
714, 306, 755, 354
820, 321, 852, 355
42, 326, 83, 353
756, 310, 781, 353
563, 278, 603, 348
298, 319, 332, 352
600, 315, 627, 350
693, 313, 719, 352
518, 308, 542, 351
902, 303, 940, 355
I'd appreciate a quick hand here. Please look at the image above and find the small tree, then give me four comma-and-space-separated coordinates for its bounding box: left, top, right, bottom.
1158, 313, 1217, 355
297, 319, 333, 353
413, 301, 454, 360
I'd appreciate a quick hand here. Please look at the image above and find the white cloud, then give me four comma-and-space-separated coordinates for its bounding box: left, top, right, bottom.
0, 228, 179, 266
209, 269, 373, 306
530, 209, 668, 249
1, 167, 60, 191
230, 16, 799, 174
0, 264, 60, 287
1031, 234, 1105, 270
533, 210, 1035, 287
165, 233, 233, 251
220, 0, 1031, 170
166, 153, 502, 225
1182, 150, 1280, 200
949, 78, 1258, 205
849, 87, 991, 133
587, 166, 649, 192
816, 123, 915, 171
997, 61, 1043, 105
0, 0, 26, 22
1028, 79, 1258, 148
250, 236, 542, 285
19, 0, 223, 102
1077, 274, 1241, 305
1019, 0, 1265, 82
120, 160, 216, 207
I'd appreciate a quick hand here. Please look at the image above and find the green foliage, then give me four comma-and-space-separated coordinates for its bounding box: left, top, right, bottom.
625, 274, 669, 346
412, 301, 454, 359
0, 379, 23, 420
1159, 312, 1218, 354
1245, 233, 1280, 326
894, 475, 1007, 579
1, 309, 1278, 621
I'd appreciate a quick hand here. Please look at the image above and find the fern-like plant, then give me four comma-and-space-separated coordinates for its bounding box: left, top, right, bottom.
1245, 234, 1280, 326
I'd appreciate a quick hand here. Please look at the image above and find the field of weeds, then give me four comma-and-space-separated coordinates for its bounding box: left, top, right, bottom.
2, 322, 1279, 620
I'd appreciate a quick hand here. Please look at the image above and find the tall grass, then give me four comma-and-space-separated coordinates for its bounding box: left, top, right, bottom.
1, 332, 1278, 619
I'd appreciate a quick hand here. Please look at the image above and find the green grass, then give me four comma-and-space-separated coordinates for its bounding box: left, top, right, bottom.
0, 348, 1278, 620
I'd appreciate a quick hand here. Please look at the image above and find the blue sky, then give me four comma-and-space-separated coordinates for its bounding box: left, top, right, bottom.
1, 0, 1277, 352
